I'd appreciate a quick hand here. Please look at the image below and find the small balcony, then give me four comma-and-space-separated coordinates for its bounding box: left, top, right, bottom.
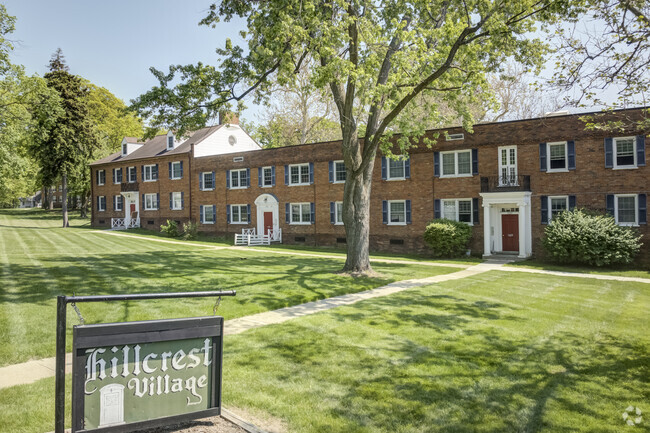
480, 175, 531, 193
121, 182, 139, 192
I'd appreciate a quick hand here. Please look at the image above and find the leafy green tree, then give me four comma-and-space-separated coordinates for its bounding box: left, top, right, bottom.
30, 49, 98, 226
133, 0, 572, 273
0, 4, 15, 74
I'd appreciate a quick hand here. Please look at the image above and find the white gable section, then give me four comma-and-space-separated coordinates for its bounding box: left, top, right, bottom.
193, 125, 261, 158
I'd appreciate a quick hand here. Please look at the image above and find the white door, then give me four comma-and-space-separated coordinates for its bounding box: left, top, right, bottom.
498, 146, 517, 186
99, 384, 125, 427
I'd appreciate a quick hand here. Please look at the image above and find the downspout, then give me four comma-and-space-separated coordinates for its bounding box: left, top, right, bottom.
189, 144, 194, 223
89, 165, 94, 224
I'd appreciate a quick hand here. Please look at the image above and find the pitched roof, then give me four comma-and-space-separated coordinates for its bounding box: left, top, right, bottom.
89, 125, 223, 166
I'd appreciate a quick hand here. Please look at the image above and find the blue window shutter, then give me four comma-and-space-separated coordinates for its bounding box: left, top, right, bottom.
471, 149, 478, 175
181, 192, 184, 210
113, 195, 116, 210
604, 138, 613, 168
406, 200, 412, 224
639, 194, 647, 224
212, 205, 216, 222
473, 198, 479, 225
569, 195, 576, 211
284, 165, 289, 185
168, 162, 172, 179
381, 157, 387, 180
246, 168, 250, 187
169, 193, 172, 210
112, 169, 115, 184
606, 194, 615, 216
434, 199, 440, 219
328, 161, 334, 183
247, 204, 251, 223
226, 170, 230, 189
568, 141, 576, 170
637, 135, 646, 166
156, 193, 160, 210
226, 205, 230, 223
330, 202, 335, 224
180, 161, 183, 178
382, 200, 388, 224
271, 166, 276, 186
141, 194, 145, 210
96, 170, 99, 185
434, 152, 440, 177
96, 196, 99, 211
154, 164, 158, 180
539, 143, 547, 172
310, 202, 315, 223
541, 196, 548, 224
258, 167, 262, 187
309, 162, 314, 184
141, 165, 144, 181
405, 158, 411, 179
200, 205, 204, 223
285, 203, 290, 223
211, 172, 215, 188
199, 172, 203, 190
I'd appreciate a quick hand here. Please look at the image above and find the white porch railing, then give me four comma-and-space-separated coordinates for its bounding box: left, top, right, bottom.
268, 228, 282, 243
234, 233, 271, 246
111, 218, 140, 230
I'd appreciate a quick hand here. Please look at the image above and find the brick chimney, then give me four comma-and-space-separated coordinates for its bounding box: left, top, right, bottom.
219, 111, 239, 125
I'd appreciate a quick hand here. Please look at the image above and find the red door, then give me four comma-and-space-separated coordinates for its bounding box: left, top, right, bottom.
263, 212, 273, 235
501, 214, 519, 252
130, 203, 136, 213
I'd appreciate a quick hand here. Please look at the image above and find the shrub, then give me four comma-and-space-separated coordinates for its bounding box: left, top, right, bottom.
160, 219, 179, 237
423, 218, 473, 257
182, 221, 198, 240
542, 209, 642, 266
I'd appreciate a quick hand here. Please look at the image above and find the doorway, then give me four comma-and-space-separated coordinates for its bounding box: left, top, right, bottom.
263, 212, 273, 235
501, 214, 519, 252
255, 193, 279, 236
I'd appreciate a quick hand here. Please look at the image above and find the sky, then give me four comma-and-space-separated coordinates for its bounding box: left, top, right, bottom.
4, 0, 258, 117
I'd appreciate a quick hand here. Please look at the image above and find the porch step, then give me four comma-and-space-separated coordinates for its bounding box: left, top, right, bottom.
482, 253, 527, 263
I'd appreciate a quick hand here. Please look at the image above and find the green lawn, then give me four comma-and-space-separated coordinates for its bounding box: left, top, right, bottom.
0, 208, 457, 367
507, 258, 650, 279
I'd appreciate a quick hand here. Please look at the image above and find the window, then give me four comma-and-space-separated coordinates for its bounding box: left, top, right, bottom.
616, 195, 637, 225
614, 137, 636, 168
547, 142, 567, 171
144, 193, 158, 210
230, 169, 248, 189
333, 161, 346, 183
97, 170, 105, 185
113, 168, 122, 184
143, 164, 158, 182
127, 167, 137, 183
114, 195, 123, 211
170, 162, 182, 179
230, 205, 249, 224
499, 146, 518, 186
167, 135, 174, 150
442, 199, 473, 224
388, 200, 406, 224
97, 196, 106, 212
441, 150, 472, 177
388, 159, 406, 179
447, 133, 464, 141
290, 202, 312, 224
59, 185, 62, 192
201, 205, 215, 224
200, 172, 215, 190
170, 192, 183, 210
334, 201, 343, 225
549, 196, 568, 220
122, 143, 127, 156
262, 166, 273, 187
289, 164, 310, 185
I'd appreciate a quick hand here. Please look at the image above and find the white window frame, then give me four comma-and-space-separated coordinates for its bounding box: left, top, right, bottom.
113, 168, 122, 184
143, 164, 157, 182
548, 195, 569, 221
262, 166, 273, 187
289, 163, 310, 186
144, 193, 158, 211
334, 201, 344, 225
498, 145, 518, 186
546, 141, 568, 172
98, 196, 106, 212
386, 159, 406, 180
613, 136, 637, 169
127, 166, 137, 183
170, 162, 182, 180
167, 135, 174, 150
200, 172, 214, 190
333, 161, 346, 183
97, 170, 105, 186
387, 200, 407, 226
440, 150, 472, 178
122, 143, 127, 156
441, 198, 474, 225
230, 169, 248, 189
614, 194, 638, 226
202, 205, 215, 224
115, 195, 123, 212
290, 202, 311, 224
171, 192, 182, 210
230, 204, 249, 224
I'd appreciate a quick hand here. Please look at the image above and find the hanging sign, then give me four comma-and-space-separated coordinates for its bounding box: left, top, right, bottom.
71, 316, 223, 432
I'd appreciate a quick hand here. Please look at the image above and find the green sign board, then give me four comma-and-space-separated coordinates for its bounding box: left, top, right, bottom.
71, 317, 223, 433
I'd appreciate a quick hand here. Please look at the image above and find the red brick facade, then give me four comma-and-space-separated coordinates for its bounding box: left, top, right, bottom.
90, 109, 649, 262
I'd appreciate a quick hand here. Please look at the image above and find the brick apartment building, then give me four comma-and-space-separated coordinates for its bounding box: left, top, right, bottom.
90, 108, 649, 261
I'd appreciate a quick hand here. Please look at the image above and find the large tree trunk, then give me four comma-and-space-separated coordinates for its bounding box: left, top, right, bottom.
62, 174, 69, 227
342, 169, 373, 273
80, 190, 90, 218
48, 188, 53, 210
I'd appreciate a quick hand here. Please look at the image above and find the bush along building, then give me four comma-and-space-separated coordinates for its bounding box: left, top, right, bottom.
89, 108, 649, 261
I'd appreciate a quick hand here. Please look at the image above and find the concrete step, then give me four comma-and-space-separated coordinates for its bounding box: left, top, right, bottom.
483, 253, 527, 263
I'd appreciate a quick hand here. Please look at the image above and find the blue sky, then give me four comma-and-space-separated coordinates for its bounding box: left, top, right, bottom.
4, 0, 254, 115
